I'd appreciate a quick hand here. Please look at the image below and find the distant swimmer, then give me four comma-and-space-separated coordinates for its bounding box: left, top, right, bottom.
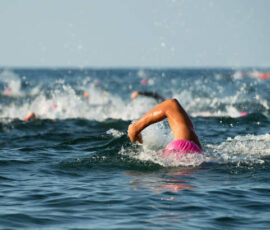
83, 92, 89, 99
259, 72, 270, 80
141, 78, 148, 85
24, 112, 36, 121
128, 98, 202, 154
244, 70, 270, 80
3, 88, 12, 95
24, 103, 58, 121
239, 112, 248, 117
130, 91, 165, 103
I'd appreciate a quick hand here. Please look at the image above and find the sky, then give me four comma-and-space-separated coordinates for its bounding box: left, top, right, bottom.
0, 0, 269, 68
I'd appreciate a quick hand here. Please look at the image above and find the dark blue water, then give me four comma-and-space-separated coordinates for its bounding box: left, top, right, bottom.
0, 68, 270, 229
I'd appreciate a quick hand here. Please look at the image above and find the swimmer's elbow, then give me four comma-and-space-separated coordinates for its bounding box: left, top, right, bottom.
165, 98, 179, 106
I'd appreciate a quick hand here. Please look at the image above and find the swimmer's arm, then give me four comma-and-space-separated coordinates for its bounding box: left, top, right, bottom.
128, 99, 198, 144
128, 125, 143, 144
128, 101, 168, 143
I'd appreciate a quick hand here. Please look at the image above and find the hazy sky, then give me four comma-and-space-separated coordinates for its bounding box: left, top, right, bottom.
0, 0, 269, 68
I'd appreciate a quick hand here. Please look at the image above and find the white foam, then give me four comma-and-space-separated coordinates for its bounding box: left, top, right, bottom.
106, 129, 124, 137
173, 84, 268, 118
121, 131, 270, 167
120, 145, 207, 167
120, 122, 208, 167
206, 133, 270, 165
0, 69, 22, 96
0, 69, 269, 121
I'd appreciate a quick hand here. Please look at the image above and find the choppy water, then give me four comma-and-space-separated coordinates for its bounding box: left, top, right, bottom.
0, 68, 270, 229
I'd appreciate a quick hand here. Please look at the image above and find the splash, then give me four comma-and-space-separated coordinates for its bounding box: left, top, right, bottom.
122, 133, 270, 167
206, 133, 270, 165
0, 69, 22, 96
120, 146, 207, 167
120, 122, 207, 167
0, 74, 157, 121
173, 77, 270, 118
121, 123, 270, 167
0, 68, 269, 121
106, 129, 124, 137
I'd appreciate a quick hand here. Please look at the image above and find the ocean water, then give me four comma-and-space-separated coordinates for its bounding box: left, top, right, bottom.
0, 68, 270, 229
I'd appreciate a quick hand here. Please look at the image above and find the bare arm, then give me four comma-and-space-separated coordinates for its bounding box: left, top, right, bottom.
128, 99, 201, 148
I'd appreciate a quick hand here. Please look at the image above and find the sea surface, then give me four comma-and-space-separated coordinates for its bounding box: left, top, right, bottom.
0, 68, 270, 229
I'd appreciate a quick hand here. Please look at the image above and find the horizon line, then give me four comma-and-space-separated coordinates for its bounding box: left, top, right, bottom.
0, 65, 269, 70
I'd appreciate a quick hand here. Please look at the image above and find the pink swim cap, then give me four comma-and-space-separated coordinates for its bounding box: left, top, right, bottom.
164, 139, 201, 155
141, 79, 148, 85
51, 104, 57, 110
3, 88, 12, 95
239, 112, 248, 117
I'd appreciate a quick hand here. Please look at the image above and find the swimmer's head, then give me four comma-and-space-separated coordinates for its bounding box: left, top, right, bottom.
83, 92, 89, 99
24, 112, 36, 121
259, 72, 270, 80
141, 79, 148, 85
240, 112, 248, 117
51, 104, 57, 110
3, 88, 12, 95
130, 91, 139, 100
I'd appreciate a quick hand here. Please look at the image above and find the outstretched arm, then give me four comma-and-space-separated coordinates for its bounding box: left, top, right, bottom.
128, 98, 201, 148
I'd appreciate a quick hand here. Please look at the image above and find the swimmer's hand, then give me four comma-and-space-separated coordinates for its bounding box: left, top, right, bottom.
136, 133, 143, 144
128, 124, 143, 144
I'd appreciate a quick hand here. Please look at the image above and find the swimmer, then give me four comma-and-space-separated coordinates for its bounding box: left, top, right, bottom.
259, 72, 270, 80
130, 91, 165, 103
24, 112, 36, 121
24, 103, 58, 121
83, 92, 89, 99
128, 98, 201, 154
3, 88, 12, 95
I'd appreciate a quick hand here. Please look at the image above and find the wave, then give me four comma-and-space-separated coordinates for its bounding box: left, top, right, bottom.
0, 68, 270, 122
